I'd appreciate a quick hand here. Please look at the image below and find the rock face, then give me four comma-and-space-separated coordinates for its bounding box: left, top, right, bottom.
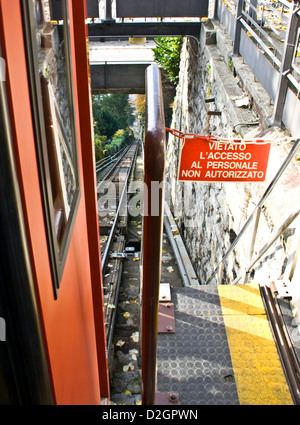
165, 22, 300, 288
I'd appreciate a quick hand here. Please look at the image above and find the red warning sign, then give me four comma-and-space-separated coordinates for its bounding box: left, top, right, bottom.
178, 137, 271, 182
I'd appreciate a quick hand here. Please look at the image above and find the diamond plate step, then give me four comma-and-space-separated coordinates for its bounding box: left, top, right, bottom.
157, 285, 239, 405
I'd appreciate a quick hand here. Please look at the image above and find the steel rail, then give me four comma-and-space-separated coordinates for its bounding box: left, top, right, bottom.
260, 285, 300, 404
107, 261, 124, 356
96, 155, 113, 170
98, 140, 139, 371
142, 65, 166, 405
96, 143, 129, 171
96, 144, 130, 174
101, 142, 139, 271
97, 143, 133, 188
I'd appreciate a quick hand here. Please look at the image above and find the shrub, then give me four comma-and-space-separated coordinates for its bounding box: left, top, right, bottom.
152, 37, 183, 85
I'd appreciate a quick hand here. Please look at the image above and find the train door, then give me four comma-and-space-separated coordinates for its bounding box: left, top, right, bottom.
0, 0, 108, 404
0, 25, 53, 405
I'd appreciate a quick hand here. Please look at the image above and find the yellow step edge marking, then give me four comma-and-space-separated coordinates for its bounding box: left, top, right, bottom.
218, 283, 293, 405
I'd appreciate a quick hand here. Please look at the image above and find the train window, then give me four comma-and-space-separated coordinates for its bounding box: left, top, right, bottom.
22, 0, 81, 298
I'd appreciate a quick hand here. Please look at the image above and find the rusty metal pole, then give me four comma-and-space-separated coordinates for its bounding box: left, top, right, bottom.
142, 65, 166, 405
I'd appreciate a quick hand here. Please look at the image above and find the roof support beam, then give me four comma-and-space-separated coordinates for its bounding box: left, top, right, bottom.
90, 63, 149, 93
88, 22, 201, 38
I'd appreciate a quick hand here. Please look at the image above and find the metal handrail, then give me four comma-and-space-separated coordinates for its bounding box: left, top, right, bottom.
205, 139, 300, 285
239, 17, 282, 68
220, 0, 300, 105
142, 64, 166, 405
241, 1, 284, 55
95, 155, 111, 168
223, 0, 292, 21
95, 143, 129, 172
233, 207, 300, 284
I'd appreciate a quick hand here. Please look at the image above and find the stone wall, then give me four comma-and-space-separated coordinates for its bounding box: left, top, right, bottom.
164, 20, 300, 291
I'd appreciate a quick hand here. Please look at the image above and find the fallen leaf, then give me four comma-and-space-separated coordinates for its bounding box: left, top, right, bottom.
131, 332, 139, 342
123, 363, 135, 372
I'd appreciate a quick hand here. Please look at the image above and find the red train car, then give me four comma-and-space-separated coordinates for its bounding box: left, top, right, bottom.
0, 0, 109, 404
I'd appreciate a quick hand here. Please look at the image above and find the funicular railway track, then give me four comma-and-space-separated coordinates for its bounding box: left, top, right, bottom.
96, 141, 139, 354
96, 144, 132, 183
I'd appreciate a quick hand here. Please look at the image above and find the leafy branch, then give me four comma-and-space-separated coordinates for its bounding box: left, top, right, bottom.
152, 37, 183, 85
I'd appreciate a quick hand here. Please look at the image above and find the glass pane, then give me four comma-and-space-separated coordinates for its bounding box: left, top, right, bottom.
32, 0, 78, 250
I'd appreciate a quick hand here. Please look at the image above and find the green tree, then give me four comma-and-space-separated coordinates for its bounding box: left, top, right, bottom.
92, 94, 135, 160
100, 94, 135, 130
152, 37, 183, 85
92, 95, 119, 139
92, 94, 135, 140
106, 129, 132, 155
94, 133, 108, 162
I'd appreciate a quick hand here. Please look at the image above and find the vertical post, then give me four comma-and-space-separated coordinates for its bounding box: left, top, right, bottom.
285, 214, 300, 282
243, 206, 261, 283
233, 0, 244, 56
104, 0, 114, 21
249, 0, 258, 23
214, 0, 219, 20
142, 65, 166, 405
270, 3, 300, 126
218, 262, 225, 285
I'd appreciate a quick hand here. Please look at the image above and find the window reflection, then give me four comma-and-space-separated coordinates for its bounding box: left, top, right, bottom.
33, 0, 77, 248
24, 0, 80, 294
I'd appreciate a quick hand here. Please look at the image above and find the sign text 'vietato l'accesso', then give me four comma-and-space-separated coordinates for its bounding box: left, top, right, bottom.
177, 136, 271, 182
